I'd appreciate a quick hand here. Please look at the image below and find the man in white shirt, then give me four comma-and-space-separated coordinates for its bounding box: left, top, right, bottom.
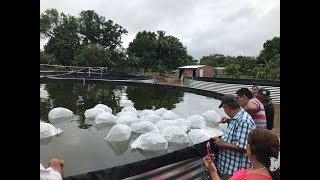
40, 158, 64, 180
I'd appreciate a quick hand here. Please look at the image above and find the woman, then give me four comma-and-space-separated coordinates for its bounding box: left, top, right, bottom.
203, 128, 280, 180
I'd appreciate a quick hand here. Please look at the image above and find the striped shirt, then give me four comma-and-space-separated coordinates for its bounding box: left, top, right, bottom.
248, 98, 267, 128
216, 108, 256, 176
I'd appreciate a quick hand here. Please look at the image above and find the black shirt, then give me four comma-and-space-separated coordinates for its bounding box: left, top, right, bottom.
264, 103, 275, 130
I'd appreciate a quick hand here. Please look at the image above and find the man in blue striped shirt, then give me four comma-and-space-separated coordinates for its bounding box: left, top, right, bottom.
212, 94, 256, 180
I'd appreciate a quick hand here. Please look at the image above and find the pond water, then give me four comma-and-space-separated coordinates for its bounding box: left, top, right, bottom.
40, 82, 226, 176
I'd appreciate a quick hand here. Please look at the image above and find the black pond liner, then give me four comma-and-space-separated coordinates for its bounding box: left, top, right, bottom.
40, 76, 223, 179
63, 140, 218, 180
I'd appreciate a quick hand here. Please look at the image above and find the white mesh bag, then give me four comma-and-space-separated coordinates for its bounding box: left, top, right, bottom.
161, 126, 190, 144
104, 124, 131, 142
201, 110, 221, 123
131, 121, 159, 134
130, 132, 168, 150
162, 111, 179, 120
84, 107, 105, 119
40, 122, 63, 139
187, 115, 206, 129
94, 112, 117, 125
94, 104, 112, 113
48, 107, 74, 119
188, 129, 211, 145
117, 115, 140, 126
140, 113, 162, 124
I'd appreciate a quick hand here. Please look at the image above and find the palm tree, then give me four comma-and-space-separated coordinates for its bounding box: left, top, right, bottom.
155, 31, 168, 59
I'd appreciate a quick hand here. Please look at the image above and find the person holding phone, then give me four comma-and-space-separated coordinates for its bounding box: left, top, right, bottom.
210, 94, 256, 180
40, 158, 64, 180
203, 128, 280, 180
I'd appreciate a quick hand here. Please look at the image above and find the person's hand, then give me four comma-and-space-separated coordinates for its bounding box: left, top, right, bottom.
212, 138, 224, 147
203, 155, 217, 173
220, 117, 230, 124
48, 158, 64, 176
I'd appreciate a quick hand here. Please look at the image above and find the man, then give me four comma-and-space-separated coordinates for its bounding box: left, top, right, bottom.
236, 88, 267, 128
40, 158, 64, 180
255, 88, 275, 130
212, 94, 256, 180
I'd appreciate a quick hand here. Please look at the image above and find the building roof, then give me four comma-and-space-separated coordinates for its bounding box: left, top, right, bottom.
178, 65, 206, 69
215, 67, 226, 70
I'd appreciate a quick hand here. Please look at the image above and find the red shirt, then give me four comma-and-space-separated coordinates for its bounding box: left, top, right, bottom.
230, 168, 272, 180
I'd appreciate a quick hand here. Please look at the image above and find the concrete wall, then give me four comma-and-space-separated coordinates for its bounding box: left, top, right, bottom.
181, 65, 214, 78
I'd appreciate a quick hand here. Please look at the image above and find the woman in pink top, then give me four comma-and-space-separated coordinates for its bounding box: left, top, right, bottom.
203, 128, 280, 180
236, 88, 267, 128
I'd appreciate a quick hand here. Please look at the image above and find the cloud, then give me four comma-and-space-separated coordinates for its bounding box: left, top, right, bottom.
40, 0, 279, 59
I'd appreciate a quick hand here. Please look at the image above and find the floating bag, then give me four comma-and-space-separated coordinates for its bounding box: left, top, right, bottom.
161, 126, 190, 144
48, 107, 74, 119
94, 104, 112, 113
117, 115, 140, 126
154, 108, 167, 116
105, 124, 131, 142
140, 113, 162, 124
84, 108, 105, 119
201, 110, 221, 123
130, 121, 159, 134
188, 129, 211, 145
187, 115, 206, 129
162, 111, 179, 120
121, 106, 138, 115
130, 132, 168, 151
95, 112, 117, 125
40, 122, 63, 139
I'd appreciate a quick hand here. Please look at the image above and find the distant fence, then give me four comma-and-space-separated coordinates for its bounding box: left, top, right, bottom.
184, 78, 280, 104
191, 77, 280, 87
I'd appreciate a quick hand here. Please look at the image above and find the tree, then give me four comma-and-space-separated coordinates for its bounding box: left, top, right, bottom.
40, 50, 57, 64
257, 36, 280, 64
200, 54, 226, 67
41, 9, 128, 67
155, 31, 169, 59
162, 36, 194, 71
225, 63, 241, 77
74, 44, 114, 67
78, 10, 128, 51
43, 13, 80, 65
234, 56, 257, 76
40, 8, 60, 39
127, 31, 157, 72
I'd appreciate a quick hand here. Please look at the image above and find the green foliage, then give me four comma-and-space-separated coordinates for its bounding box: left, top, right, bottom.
200, 54, 226, 67
74, 44, 114, 67
199, 37, 280, 80
127, 31, 157, 72
41, 8, 127, 67
257, 36, 280, 64
127, 31, 194, 73
40, 50, 57, 64
78, 10, 128, 51
225, 63, 241, 77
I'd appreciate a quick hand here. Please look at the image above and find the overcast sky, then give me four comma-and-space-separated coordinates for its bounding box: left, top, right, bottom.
40, 0, 279, 60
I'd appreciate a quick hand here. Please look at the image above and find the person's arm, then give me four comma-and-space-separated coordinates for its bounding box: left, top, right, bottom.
244, 101, 259, 115
213, 138, 246, 153
202, 155, 221, 180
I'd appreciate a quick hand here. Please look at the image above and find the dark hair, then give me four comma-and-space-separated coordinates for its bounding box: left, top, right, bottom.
252, 85, 259, 89
236, 88, 253, 99
225, 103, 240, 109
248, 128, 280, 180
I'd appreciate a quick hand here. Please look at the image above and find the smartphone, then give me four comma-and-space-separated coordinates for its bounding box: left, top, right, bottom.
206, 141, 214, 159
